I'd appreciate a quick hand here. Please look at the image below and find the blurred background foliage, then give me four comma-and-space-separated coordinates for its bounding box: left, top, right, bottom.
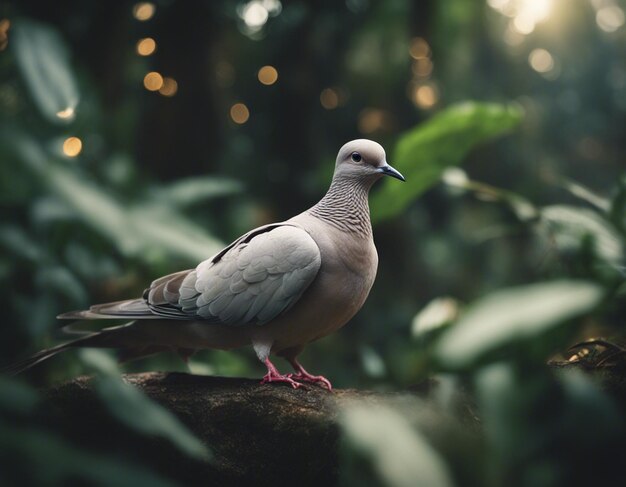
1, 0, 626, 485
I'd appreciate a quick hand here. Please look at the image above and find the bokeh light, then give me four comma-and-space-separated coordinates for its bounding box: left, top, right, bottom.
143, 71, 163, 91
136, 37, 156, 56
412, 83, 438, 109
0, 19, 9, 51
258, 65, 278, 85
488, 0, 555, 37
62, 137, 82, 157
230, 103, 250, 124
528, 48, 554, 73
133, 2, 155, 21
409, 37, 430, 59
320, 88, 340, 110
412, 58, 433, 78
158, 77, 178, 97
358, 108, 392, 134
596, 5, 625, 32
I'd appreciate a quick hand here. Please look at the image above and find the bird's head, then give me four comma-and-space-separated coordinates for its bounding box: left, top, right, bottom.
334, 139, 405, 183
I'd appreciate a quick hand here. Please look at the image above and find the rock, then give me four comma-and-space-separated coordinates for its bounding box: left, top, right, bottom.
44, 372, 411, 486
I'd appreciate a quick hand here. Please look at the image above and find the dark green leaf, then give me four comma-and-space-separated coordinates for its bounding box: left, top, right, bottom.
0, 421, 180, 487
371, 102, 522, 223
14, 136, 223, 262
95, 377, 211, 461
539, 205, 623, 269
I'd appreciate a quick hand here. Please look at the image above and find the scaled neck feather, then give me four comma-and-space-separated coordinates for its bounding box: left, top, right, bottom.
308, 175, 374, 238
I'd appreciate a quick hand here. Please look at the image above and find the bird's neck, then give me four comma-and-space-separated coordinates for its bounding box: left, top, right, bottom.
308, 176, 374, 238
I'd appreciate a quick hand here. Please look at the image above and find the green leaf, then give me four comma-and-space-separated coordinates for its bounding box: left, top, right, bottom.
11, 18, 79, 124
539, 205, 624, 269
152, 176, 242, 208
435, 280, 603, 369
341, 405, 453, 487
475, 363, 625, 486
371, 102, 522, 223
13, 136, 223, 263
0, 421, 180, 487
95, 377, 211, 461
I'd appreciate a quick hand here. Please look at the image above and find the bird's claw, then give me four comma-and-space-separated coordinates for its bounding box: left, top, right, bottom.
286, 372, 332, 391
261, 372, 302, 389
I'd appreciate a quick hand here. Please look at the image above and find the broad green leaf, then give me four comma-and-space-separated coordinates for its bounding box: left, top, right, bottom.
539, 205, 623, 269
14, 137, 223, 262
341, 405, 453, 487
371, 102, 522, 223
11, 19, 79, 124
475, 363, 625, 486
95, 377, 211, 461
435, 280, 603, 369
152, 176, 242, 208
0, 421, 180, 487
78, 349, 121, 376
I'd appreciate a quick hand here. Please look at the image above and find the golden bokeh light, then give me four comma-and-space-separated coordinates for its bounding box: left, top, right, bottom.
528, 48, 554, 73
412, 58, 433, 78
133, 2, 155, 21
63, 137, 82, 157
413, 84, 438, 109
358, 109, 392, 134
143, 71, 164, 91
409, 37, 430, 59
320, 88, 339, 110
0, 18, 10, 51
56, 107, 75, 120
136, 37, 156, 56
158, 77, 178, 97
258, 65, 278, 85
230, 103, 250, 124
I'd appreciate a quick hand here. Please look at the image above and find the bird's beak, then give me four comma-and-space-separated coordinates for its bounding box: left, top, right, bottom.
378, 163, 406, 182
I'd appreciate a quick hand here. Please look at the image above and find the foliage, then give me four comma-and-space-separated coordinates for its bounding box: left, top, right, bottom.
1, 1, 626, 486
370, 102, 522, 223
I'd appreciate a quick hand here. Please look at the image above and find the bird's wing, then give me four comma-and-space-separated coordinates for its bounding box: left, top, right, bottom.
59, 223, 321, 325
152, 223, 322, 325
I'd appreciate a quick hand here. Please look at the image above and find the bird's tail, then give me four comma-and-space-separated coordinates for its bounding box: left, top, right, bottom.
1, 323, 137, 376
1, 342, 75, 376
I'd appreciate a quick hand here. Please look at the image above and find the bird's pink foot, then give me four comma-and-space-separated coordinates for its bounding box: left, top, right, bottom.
261, 358, 302, 389
288, 359, 332, 390
287, 372, 332, 390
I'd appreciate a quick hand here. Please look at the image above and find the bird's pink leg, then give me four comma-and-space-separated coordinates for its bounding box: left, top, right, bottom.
287, 358, 332, 390
261, 357, 302, 389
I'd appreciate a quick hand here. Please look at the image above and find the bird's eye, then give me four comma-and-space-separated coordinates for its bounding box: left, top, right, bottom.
351, 152, 362, 162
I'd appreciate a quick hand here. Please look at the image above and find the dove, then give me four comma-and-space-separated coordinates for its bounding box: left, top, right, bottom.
4, 139, 404, 389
